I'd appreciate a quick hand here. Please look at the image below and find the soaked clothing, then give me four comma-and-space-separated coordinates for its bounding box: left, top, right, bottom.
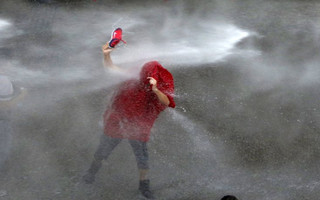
94, 134, 149, 169
103, 61, 175, 142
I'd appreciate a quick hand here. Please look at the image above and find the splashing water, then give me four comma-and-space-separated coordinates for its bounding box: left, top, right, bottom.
0, 19, 11, 30
103, 10, 252, 67
1, 3, 253, 107
2, 1, 320, 199
116, 21, 251, 67
168, 109, 224, 161
0, 19, 12, 41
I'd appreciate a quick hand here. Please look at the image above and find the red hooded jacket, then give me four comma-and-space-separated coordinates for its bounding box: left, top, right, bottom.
103, 61, 175, 142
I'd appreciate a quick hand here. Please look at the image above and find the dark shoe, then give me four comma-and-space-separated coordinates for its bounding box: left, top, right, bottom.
83, 159, 102, 184
83, 172, 95, 184
139, 180, 154, 199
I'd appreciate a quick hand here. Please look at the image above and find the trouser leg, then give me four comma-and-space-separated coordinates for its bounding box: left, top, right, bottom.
128, 140, 153, 198
86, 135, 121, 176
128, 139, 149, 171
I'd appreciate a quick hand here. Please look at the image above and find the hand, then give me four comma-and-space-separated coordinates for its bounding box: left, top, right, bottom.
147, 77, 158, 92
102, 44, 113, 55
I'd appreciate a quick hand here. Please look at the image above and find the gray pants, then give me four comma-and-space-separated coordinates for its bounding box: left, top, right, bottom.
88, 134, 149, 175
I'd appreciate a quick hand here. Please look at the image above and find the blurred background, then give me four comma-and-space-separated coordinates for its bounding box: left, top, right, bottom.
0, 0, 320, 199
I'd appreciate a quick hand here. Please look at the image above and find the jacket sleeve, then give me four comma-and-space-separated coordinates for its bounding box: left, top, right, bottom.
159, 70, 175, 108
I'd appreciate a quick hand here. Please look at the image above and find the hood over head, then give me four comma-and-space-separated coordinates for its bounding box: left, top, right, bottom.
139, 61, 176, 108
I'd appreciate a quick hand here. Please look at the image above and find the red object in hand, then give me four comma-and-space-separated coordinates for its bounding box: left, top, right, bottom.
108, 28, 127, 48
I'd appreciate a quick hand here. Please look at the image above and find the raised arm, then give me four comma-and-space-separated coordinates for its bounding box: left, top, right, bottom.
102, 44, 122, 71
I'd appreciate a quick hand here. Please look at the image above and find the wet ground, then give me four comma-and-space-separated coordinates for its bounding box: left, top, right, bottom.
1, 0, 320, 199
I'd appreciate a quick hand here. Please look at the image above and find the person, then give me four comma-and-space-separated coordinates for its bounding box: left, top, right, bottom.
220, 195, 239, 200
83, 32, 175, 199
0, 74, 27, 169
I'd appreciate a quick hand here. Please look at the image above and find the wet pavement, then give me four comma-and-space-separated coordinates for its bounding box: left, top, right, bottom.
1, 0, 320, 199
